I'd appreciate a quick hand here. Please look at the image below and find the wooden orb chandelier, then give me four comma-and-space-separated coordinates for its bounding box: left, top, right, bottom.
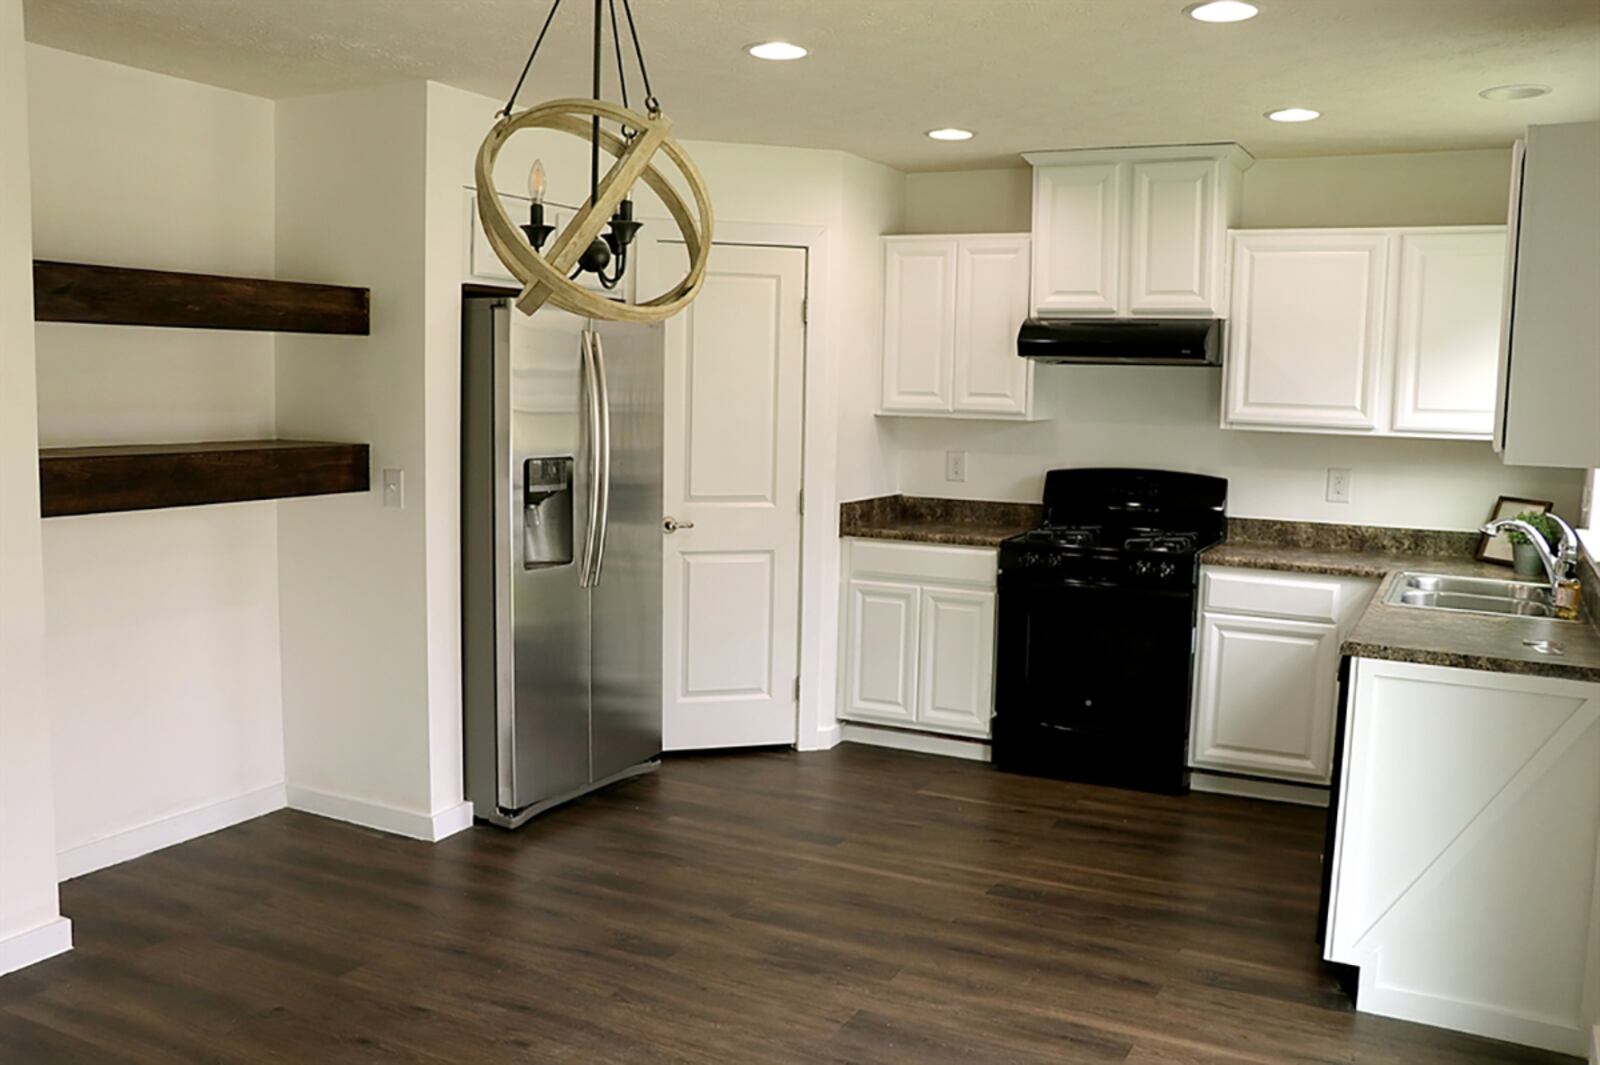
477, 0, 713, 322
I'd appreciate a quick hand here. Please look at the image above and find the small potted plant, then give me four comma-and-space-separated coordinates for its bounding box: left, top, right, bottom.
1505, 510, 1561, 577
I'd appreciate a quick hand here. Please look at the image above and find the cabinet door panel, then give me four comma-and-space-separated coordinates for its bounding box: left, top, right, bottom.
1032, 164, 1122, 316
844, 579, 919, 725
916, 586, 995, 737
1191, 612, 1340, 783
1128, 159, 1216, 315
1225, 233, 1388, 430
883, 240, 957, 412
953, 237, 1031, 415
1390, 230, 1506, 437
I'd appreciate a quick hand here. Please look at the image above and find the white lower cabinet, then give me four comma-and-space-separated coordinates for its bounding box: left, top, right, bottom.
1325, 658, 1600, 1057
841, 540, 997, 739
1189, 567, 1376, 785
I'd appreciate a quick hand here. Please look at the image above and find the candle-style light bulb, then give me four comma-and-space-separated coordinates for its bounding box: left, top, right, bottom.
527, 159, 547, 206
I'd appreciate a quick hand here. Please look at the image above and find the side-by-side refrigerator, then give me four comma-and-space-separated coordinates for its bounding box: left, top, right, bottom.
462, 295, 663, 827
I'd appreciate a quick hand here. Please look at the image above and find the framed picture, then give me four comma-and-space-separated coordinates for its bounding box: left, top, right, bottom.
1476, 495, 1554, 565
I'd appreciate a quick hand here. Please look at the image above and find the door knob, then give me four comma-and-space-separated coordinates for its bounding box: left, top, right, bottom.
663, 517, 696, 533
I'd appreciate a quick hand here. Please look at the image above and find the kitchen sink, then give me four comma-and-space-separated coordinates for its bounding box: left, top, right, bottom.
1384, 572, 1567, 620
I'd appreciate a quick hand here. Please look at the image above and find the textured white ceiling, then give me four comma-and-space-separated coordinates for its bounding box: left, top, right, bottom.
21, 0, 1600, 171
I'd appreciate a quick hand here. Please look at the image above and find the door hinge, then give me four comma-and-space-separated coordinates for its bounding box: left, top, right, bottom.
797, 488, 805, 515
801, 297, 808, 325
794, 676, 802, 702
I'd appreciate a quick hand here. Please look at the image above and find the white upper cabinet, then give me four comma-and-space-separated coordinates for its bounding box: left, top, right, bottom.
882, 233, 1035, 419
882, 237, 958, 413
1223, 226, 1506, 439
1226, 231, 1390, 432
1025, 144, 1251, 319
1128, 158, 1221, 315
1497, 122, 1600, 469
1390, 230, 1506, 436
1030, 163, 1122, 315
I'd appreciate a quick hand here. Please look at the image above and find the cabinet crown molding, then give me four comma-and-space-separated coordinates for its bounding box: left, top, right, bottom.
1023, 143, 1254, 171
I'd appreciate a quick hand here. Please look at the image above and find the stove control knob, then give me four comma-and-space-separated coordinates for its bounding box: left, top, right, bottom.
1022, 551, 1040, 567
1046, 554, 1063, 567
1158, 561, 1177, 579
1131, 559, 1153, 577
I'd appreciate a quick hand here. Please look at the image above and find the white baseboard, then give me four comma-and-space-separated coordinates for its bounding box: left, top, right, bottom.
1190, 771, 1329, 807
0, 917, 72, 977
1589, 1023, 1598, 1065
57, 782, 287, 881
798, 723, 842, 752
841, 722, 991, 762
1359, 970, 1586, 1057
287, 785, 473, 842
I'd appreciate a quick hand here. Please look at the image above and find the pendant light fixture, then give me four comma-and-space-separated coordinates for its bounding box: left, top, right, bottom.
476, 0, 713, 321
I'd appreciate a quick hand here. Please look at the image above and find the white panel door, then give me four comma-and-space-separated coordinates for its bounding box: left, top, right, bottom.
1127, 159, 1216, 316
1225, 232, 1388, 431
882, 238, 957, 412
952, 236, 1031, 416
1032, 163, 1123, 316
1191, 612, 1341, 783
915, 586, 995, 737
1390, 229, 1506, 437
657, 243, 807, 750
843, 579, 919, 726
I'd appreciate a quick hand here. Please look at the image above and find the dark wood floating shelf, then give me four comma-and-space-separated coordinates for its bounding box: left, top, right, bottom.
34, 260, 370, 335
39, 440, 371, 518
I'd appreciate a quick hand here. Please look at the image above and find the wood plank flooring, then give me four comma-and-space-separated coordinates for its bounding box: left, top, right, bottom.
0, 745, 1576, 1064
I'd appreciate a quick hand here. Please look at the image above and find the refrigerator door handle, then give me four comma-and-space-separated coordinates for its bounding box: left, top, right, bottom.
590, 331, 613, 586
578, 330, 603, 588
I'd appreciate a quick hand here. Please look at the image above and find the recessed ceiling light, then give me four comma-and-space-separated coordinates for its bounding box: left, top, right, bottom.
1185, 1, 1259, 23
926, 128, 975, 142
746, 41, 808, 61
1266, 107, 1321, 123
1479, 84, 1552, 101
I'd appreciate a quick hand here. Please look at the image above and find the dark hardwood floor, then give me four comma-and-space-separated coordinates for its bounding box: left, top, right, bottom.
0, 745, 1575, 1064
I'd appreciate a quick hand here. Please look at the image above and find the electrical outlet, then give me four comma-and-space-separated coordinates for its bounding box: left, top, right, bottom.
382, 468, 405, 509
945, 451, 967, 483
1326, 467, 1352, 504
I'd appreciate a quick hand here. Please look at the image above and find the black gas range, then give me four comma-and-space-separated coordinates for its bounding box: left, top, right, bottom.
992, 468, 1227, 794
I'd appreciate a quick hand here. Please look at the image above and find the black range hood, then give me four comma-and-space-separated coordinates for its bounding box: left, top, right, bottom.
1017, 318, 1222, 366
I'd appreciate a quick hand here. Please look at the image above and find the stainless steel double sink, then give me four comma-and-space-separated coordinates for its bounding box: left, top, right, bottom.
1384, 572, 1567, 620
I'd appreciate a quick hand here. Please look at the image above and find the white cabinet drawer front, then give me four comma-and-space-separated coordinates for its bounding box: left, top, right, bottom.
916, 586, 996, 737
1191, 613, 1340, 783
883, 239, 957, 412
847, 539, 997, 587
1390, 229, 1505, 437
953, 237, 1032, 415
1203, 569, 1342, 622
843, 580, 919, 724
1226, 233, 1387, 430
1033, 163, 1122, 316
1128, 159, 1216, 315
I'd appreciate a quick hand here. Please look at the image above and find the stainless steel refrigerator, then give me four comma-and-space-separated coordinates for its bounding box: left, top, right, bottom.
461, 295, 663, 828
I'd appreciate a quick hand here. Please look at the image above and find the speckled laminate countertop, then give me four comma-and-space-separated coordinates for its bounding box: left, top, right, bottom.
1202, 519, 1600, 682
839, 495, 1039, 549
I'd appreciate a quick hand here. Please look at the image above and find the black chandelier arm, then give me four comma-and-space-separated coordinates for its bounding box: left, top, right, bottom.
618, 0, 658, 111
502, 0, 566, 116
607, 0, 631, 118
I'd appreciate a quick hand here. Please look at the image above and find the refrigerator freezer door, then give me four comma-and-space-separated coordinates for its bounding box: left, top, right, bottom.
588, 321, 665, 780
503, 304, 594, 809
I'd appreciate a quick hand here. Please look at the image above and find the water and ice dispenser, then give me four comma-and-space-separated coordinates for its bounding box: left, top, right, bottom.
523, 456, 574, 568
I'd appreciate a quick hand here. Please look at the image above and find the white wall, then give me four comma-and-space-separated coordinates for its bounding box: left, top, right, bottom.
275, 82, 468, 839
893, 149, 1584, 529
0, 0, 69, 975
25, 45, 286, 873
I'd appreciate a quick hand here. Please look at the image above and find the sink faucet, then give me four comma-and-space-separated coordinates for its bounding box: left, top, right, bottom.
1481, 514, 1582, 591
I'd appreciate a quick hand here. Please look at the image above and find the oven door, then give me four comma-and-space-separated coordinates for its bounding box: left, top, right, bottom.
993, 571, 1198, 790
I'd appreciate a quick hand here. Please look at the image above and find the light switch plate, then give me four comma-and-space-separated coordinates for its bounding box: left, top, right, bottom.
1326, 467, 1351, 504
945, 451, 967, 483
382, 468, 405, 508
